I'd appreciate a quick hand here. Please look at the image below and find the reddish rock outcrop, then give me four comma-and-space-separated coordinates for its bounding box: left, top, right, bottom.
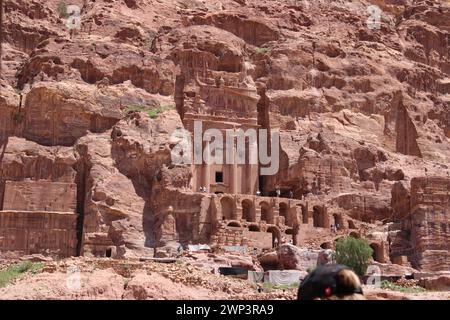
418, 275, 450, 291
0, 0, 449, 277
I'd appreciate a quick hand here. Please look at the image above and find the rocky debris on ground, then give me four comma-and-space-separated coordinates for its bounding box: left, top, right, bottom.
0, 0, 450, 299
394, 278, 421, 289
19, 255, 54, 263
183, 251, 263, 273
1, 257, 449, 300
364, 287, 450, 300
369, 262, 418, 277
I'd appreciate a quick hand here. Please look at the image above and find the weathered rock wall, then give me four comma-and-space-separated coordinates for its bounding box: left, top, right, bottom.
0, 0, 449, 267
3, 181, 77, 212
0, 211, 78, 257
409, 177, 450, 272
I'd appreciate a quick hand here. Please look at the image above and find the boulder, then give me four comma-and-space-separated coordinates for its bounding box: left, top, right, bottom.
418, 276, 450, 291
276, 244, 319, 271
257, 251, 278, 269
316, 249, 334, 266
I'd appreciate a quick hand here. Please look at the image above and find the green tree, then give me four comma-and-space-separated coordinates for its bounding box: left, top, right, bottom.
333, 236, 373, 277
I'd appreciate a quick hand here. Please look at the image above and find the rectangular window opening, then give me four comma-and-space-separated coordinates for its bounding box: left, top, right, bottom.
215, 171, 224, 183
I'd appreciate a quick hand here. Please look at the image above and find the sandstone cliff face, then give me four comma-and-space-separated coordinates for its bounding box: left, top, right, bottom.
77, 110, 186, 258
22, 81, 122, 146
0, 0, 449, 271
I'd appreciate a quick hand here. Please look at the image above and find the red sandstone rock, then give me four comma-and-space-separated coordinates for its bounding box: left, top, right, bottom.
123, 271, 216, 300
0, 0, 449, 281
276, 244, 319, 271
418, 275, 450, 291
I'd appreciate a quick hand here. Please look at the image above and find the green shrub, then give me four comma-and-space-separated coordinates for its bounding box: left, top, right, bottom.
0, 261, 43, 288
332, 236, 373, 277
124, 104, 173, 119
57, 2, 69, 19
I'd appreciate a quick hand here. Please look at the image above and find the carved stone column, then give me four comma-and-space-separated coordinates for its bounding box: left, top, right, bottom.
203, 141, 211, 192
231, 138, 238, 194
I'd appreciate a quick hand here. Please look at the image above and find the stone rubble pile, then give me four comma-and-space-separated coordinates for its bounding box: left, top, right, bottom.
394, 278, 420, 289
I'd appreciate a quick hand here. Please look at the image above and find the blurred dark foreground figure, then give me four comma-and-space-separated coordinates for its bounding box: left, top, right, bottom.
298, 264, 366, 300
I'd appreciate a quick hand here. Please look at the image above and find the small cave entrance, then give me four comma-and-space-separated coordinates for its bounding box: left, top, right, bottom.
221, 196, 236, 220
105, 247, 113, 258
267, 226, 281, 248
260, 201, 273, 224
248, 225, 260, 232
313, 205, 326, 228
349, 232, 360, 239
320, 242, 333, 249
370, 243, 384, 263
242, 199, 255, 222
124, 0, 138, 10
301, 205, 309, 224
227, 222, 241, 228
279, 202, 290, 226
215, 171, 224, 183
333, 214, 344, 229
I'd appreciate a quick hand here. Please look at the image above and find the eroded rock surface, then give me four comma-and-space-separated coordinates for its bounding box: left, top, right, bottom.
0, 0, 449, 278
